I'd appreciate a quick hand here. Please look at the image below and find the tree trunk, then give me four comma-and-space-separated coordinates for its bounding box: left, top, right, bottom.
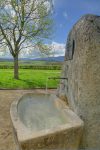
14, 54, 19, 79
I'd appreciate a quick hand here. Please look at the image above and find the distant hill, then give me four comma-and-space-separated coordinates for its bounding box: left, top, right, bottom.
31, 56, 64, 62
0, 56, 64, 62
0, 58, 14, 62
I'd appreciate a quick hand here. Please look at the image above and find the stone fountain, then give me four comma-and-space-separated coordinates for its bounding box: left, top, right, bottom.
57, 14, 100, 150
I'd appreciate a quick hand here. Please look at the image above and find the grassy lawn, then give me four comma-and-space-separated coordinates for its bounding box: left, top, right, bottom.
0, 69, 61, 89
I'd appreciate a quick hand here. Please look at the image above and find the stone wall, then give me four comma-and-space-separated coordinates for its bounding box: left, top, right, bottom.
58, 14, 100, 150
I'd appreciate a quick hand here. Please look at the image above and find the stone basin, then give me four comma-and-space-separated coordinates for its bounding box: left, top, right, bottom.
10, 93, 84, 150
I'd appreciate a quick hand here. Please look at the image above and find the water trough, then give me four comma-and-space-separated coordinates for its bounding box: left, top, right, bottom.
10, 93, 83, 150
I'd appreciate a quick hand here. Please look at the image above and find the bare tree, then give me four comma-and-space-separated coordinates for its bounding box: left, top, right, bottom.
0, 0, 53, 79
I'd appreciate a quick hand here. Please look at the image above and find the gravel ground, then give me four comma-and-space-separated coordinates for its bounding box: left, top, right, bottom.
0, 89, 56, 150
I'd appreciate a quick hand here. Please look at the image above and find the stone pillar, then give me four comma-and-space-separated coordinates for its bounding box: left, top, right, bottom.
58, 14, 100, 150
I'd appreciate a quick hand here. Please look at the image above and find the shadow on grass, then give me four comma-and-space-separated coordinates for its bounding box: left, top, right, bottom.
19, 78, 46, 88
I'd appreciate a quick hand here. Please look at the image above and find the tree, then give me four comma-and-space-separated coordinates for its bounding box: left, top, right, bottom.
0, 0, 53, 79
35, 41, 54, 57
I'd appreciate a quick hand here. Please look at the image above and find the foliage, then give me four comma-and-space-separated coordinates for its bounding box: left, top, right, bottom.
0, 65, 61, 69
0, 0, 53, 52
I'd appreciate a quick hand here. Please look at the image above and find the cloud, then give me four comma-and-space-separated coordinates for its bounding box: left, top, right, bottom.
51, 41, 65, 56
44, 0, 54, 13
53, 0, 67, 8
21, 41, 66, 57
24, 41, 65, 58
0, 41, 65, 58
59, 23, 63, 28
0, 52, 4, 56
63, 11, 68, 19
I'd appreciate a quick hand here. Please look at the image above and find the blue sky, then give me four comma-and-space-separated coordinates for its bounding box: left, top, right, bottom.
53, 0, 100, 44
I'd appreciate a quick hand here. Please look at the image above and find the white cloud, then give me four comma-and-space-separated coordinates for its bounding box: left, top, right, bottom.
63, 11, 68, 19
20, 41, 65, 58
53, 0, 67, 9
44, 0, 53, 13
0, 52, 4, 56
59, 23, 66, 28
25, 41, 65, 58
59, 23, 63, 28
0, 41, 65, 58
51, 41, 65, 56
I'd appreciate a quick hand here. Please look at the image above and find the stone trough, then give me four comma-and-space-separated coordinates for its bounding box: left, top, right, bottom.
10, 93, 83, 150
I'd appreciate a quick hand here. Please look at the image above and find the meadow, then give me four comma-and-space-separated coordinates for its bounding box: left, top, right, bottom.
0, 60, 63, 89
0, 60, 63, 66
0, 69, 61, 89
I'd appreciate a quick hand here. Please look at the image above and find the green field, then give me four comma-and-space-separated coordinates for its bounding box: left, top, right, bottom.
0, 60, 62, 70
0, 69, 61, 89
0, 61, 46, 66
0, 60, 63, 66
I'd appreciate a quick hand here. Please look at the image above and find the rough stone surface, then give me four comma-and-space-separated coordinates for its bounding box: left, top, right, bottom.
58, 14, 100, 150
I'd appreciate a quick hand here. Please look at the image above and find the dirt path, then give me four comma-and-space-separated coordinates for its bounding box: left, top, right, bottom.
0, 89, 56, 150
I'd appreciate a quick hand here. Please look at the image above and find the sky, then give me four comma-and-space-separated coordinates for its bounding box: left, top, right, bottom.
0, 0, 100, 58
50, 0, 100, 56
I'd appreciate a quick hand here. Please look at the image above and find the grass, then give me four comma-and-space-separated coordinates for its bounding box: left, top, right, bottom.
0, 61, 46, 66
0, 69, 61, 89
0, 60, 62, 66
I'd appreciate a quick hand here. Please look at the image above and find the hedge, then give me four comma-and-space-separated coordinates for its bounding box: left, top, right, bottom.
0, 65, 61, 70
